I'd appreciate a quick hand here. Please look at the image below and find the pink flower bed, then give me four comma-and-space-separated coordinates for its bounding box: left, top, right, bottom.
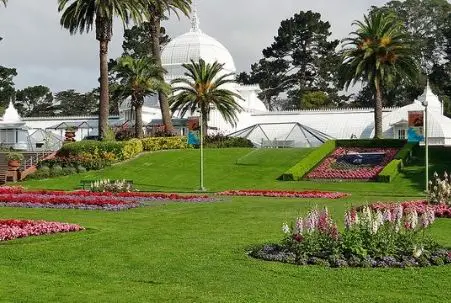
0, 186, 214, 211
0, 219, 84, 241
306, 147, 399, 181
359, 200, 451, 218
217, 190, 349, 199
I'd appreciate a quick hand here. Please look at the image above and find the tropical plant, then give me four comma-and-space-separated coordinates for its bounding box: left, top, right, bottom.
113, 56, 170, 138
57, 0, 146, 140
338, 11, 419, 138
146, 0, 191, 134
169, 59, 243, 138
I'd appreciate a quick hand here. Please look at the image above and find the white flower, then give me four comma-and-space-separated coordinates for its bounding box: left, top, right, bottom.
413, 245, 424, 258
282, 223, 290, 235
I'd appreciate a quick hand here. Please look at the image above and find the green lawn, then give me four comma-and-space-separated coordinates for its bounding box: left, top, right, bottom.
21, 146, 451, 196
1, 147, 450, 302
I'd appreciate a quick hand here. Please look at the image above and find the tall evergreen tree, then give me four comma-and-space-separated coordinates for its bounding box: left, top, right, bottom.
0, 65, 16, 110
239, 11, 341, 110
339, 11, 420, 138
57, 0, 146, 140
15, 86, 55, 117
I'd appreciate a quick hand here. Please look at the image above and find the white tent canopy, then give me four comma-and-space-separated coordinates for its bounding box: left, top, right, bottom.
228, 122, 334, 148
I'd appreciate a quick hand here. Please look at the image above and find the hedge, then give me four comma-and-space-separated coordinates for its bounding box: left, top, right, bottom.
336, 139, 407, 148
57, 141, 125, 159
122, 139, 144, 159
393, 142, 419, 166
280, 140, 336, 181
377, 159, 403, 183
376, 142, 419, 183
280, 139, 417, 182
141, 137, 188, 151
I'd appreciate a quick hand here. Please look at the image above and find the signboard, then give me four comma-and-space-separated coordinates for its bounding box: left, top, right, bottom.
407, 111, 424, 142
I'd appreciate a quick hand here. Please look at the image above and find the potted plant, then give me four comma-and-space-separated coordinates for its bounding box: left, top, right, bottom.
6, 152, 24, 170
65, 127, 77, 142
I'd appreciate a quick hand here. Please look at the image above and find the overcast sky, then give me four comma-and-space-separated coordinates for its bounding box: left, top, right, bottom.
0, 0, 389, 93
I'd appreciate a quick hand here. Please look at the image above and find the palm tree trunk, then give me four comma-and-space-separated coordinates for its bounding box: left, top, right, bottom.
149, 8, 174, 135
135, 100, 144, 138
201, 106, 208, 140
96, 16, 112, 141
99, 39, 110, 140
374, 79, 383, 139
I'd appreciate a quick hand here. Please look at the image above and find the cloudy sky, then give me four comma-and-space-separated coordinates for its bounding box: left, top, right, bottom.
0, 0, 388, 93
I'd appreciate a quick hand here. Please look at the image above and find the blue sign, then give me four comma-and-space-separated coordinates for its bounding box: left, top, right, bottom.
187, 131, 200, 145
407, 127, 424, 142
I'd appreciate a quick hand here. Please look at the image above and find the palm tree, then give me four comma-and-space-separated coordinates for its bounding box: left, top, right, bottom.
147, 0, 191, 135
1, 0, 7, 7
169, 59, 243, 138
339, 11, 419, 138
58, 0, 146, 140
113, 56, 170, 138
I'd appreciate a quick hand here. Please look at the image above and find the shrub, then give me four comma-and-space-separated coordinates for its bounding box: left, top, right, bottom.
76, 166, 87, 173
280, 140, 336, 181
377, 159, 402, 183
50, 165, 63, 177
57, 141, 125, 160
122, 139, 143, 159
204, 134, 253, 148
141, 137, 188, 151
62, 167, 77, 175
27, 167, 50, 180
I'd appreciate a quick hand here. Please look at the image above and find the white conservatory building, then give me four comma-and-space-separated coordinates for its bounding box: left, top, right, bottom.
2, 8, 451, 150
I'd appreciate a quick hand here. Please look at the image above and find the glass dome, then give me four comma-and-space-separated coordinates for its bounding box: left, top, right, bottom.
161, 10, 236, 80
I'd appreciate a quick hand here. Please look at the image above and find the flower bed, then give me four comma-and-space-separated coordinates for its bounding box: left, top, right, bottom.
361, 200, 451, 218
0, 219, 84, 242
0, 186, 215, 211
250, 206, 451, 268
306, 147, 399, 181
217, 190, 349, 199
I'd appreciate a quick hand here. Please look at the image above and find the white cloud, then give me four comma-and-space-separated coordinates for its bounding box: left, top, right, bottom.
0, 0, 389, 93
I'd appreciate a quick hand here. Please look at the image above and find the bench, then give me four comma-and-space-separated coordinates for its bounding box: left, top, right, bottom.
80, 179, 134, 190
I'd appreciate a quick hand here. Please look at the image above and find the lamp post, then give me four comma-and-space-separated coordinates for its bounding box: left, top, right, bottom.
422, 98, 429, 193
198, 111, 206, 192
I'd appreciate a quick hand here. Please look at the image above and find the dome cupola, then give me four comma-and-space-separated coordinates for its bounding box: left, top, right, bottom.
161, 7, 236, 80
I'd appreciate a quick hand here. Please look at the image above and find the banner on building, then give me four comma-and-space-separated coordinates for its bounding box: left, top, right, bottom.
407, 111, 424, 142
187, 116, 200, 145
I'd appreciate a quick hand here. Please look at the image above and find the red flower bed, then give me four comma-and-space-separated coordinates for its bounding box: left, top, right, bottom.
0, 186, 214, 211
359, 200, 451, 218
0, 219, 84, 241
217, 190, 349, 199
306, 147, 399, 181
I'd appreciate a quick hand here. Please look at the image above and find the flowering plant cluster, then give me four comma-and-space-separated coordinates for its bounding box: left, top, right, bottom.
250, 206, 450, 268
428, 171, 451, 205
0, 219, 84, 242
90, 179, 135, 193
217, 190, 349, 199
306, 147, 399, 181
0, 186, 215, 211
363, 200, 451, 218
